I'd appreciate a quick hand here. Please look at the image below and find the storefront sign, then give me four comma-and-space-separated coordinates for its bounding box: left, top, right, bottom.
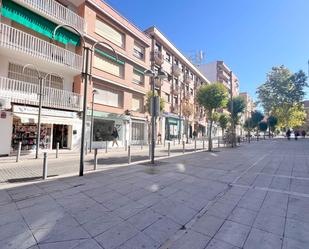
13, 105, 77, 118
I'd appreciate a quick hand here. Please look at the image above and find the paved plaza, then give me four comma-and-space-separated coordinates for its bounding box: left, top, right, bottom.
0, 139, 309, 249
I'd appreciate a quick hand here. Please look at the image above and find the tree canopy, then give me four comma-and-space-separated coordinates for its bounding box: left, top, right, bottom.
227, 96, 246, 125
251, 111, 264, 129
257, 65, 307, 129
218, 113, 229, 131
145, 91, 165, 113
196, 83, 228, 150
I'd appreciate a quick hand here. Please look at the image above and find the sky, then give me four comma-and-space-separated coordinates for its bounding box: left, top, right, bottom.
105, 0, 309, 101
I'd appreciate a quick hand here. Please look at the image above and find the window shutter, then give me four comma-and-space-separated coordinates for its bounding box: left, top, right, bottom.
95, 19, 124, 47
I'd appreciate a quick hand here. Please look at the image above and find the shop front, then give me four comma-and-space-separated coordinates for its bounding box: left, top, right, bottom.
90, 110, 130, 149
131, 117, 148, 145
162, 112, 183, 141
11, 105, 81, 153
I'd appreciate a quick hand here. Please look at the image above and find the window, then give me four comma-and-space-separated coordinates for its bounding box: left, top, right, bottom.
165, 52, 171, 63
93, 119, 115, 141
133, 68, 144, 85
174, 59, 178, 65
94, 53, 124, 78
95, 18, 124, 47
163, 93, 170, 103
133, 43, 145, 60
155, 43, 161, 51
131, 122, 145, 142
94, 86, 123, 108
132, 95, 143, 112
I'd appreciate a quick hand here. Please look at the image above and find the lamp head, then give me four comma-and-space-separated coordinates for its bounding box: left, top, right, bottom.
157, 70, 168, 80
144, 69, 154, 77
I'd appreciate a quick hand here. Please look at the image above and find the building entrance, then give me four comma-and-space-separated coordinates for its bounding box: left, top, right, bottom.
52, 125, 68, 149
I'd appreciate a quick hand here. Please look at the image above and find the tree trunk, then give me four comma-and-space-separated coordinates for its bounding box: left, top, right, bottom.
208, 119, 213, 151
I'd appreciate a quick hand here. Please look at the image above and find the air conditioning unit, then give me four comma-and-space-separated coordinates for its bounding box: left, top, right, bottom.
0, 98, 11, 110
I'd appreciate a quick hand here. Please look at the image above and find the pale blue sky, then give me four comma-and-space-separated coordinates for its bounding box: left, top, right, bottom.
105, 0, 309, 100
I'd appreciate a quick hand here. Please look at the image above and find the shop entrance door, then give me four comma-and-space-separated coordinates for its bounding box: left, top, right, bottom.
52, 125, 68, 149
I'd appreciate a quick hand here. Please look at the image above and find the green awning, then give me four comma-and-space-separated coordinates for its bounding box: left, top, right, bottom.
133, 68, 145, 75
167, 118, 179, 125
95, 48, 125, 65
1, 0, 80, 46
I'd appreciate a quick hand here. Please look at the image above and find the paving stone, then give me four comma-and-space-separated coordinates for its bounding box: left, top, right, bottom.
143, 217, 181, 245
114, 201, 146, 220
191, 214, 225, 237
127, 208, 163, 231
214, 220, 250, 248
205, 239, 239, 249
244, 228, 282, 249
94, 221, 139, 249
39, 239, 102, 249
285, 218, 309, 243
228, 207, 257, 226
253, 212, 285, 236
0, 229, 37, 249
207, 200, 236, 219
117, 232, 159, 249
282, 237, 309, 249
167, 230, 211, 249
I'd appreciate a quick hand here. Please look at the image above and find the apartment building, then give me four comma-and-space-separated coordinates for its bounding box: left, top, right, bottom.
240, 92, 255, 121
144, 27, 210, 141
198, 61, 239, 97
0, 0, 85, 156
81, 0, 151, 148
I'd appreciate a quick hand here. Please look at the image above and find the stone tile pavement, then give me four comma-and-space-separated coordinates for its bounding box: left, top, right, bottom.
0, 138, 309, 248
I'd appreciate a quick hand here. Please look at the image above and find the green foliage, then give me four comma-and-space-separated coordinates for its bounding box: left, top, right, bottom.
218, 113, 229, 131
257, 65, 308, 128
243, 118, 253, 131
145, 91, 165, 113
196, 83, 228, 113
196, 83, 228, 151
251, 111, 264, 128
273, 104, 306, 129
259, 121, 268, 132
227, 96, 246, 125
267, 116, 278, 132
182, 102, 194, 119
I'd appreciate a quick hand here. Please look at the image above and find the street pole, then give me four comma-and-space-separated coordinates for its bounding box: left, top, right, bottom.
80, 46, 91, 176
151, 38, 156, 164
229, 71, 235, 147
90, 91, 96, 153
36, 76, 43, 159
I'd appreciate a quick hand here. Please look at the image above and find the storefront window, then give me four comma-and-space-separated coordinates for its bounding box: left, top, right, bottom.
131, 122, 145, 144
93, 119, 115, 141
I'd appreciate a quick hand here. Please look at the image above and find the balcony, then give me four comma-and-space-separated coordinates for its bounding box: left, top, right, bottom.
171, 85, 180, 95
0, 23, 82, 72
183, 91, 191, 100
184, 76, 192, 85
153, 51, 164, 65
0, 77, 82, 111
171, 105, 179, 114
172, 64, 182, 77
13, 0, 85, 33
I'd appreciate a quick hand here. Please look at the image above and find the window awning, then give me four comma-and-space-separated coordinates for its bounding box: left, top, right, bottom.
1, 0, 80, 46
95, 48, 125, 65
14, 113, 79, 125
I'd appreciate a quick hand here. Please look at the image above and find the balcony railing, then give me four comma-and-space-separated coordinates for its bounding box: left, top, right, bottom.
0, 77, 82, 110
14, 0, 85, 33
172, 64, 182, 77
184, 76, 192, 85
153, 51, 164, 65
171, 85, 180, 95
0, 23, 82, 71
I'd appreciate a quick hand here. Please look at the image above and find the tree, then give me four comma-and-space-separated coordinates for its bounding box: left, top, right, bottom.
227, 96, 246, 147
257, 66, 308, 128
145, 91, 165, 113
197, 83, 228, 151
251, 111, 264, 139
267, 116, 278, 137
182, 102, 194, 143
244, 118, 253, 143
259, 121, 268, 139
227, 96, 247, 125
273, 104, 306, 129
218, 113, 229, 137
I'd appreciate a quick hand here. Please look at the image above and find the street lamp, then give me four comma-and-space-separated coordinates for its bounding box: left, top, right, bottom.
89, 89, 98, 152
229, 70, 235, 147
22, 64, 42, 159
53, 25, 118, 176
144, 69, 167, 164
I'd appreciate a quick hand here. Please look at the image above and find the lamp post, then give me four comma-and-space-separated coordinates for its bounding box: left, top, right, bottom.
22, 64, 42, 159
144, 69, 167, 164
229, 70, 235, 147
89, 89, 98, 153
53, 25, 118, 176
